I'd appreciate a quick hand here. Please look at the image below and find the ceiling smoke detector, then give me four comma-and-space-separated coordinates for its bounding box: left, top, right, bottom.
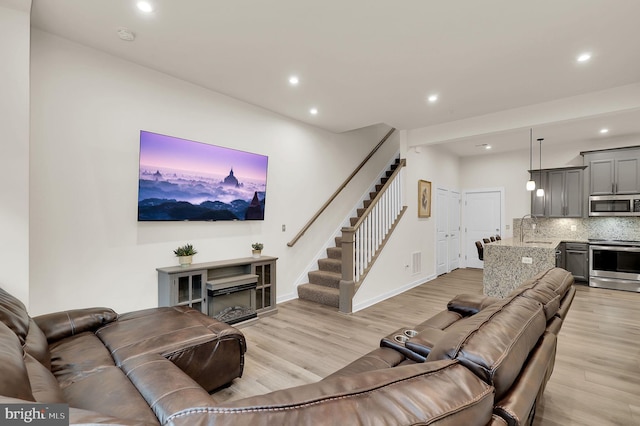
117, 27, 135, 42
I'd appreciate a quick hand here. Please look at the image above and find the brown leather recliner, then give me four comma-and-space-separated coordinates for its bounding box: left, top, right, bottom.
165, 268, 574, 426
0, 287, 246, 425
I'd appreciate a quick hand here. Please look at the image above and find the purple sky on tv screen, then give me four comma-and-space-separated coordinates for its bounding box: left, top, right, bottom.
137, 131, 268, 219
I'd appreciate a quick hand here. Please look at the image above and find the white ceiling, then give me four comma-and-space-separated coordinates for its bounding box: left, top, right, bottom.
24, 0, 640, 155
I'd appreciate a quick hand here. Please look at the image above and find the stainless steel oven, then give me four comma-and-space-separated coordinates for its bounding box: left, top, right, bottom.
589, 240, 640, 292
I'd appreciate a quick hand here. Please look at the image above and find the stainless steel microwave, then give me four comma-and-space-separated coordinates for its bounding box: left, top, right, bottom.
589, 194, 640, 216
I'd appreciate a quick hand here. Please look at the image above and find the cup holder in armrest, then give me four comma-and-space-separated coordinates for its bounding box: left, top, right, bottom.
405, 327, 447, 358
394, 334, 409, 344
380, 328, 427, 362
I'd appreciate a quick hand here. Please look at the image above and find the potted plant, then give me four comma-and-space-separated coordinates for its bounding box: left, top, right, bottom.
251, 242, 264, 258
174, 243, 198, 267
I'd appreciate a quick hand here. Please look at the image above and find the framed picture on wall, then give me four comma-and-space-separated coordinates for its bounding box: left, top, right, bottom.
418, 180, 431, 218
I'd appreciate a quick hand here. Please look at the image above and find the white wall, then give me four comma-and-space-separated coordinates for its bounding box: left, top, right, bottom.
0, 4, 30, 305
29, 30, 398, 315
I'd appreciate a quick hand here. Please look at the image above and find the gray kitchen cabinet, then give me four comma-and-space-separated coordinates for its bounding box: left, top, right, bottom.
158, 269, 207, 313
532, 167, 584, 217
564, 242, 588, 282
565, 169, 584, 216
549, 168, 583, 217
616, 156, 640, 194
585, 148, 640, 195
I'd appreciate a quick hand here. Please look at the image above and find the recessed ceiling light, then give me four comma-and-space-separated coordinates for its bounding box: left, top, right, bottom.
577, 52, 591, 62
137, 1, 153, 13
427, 94, 438, 103
485, 145, 492, 150
475, 143, 491, 150
310, 108, 318, 115
600, 128, 609, 134
289, 76, 299, 85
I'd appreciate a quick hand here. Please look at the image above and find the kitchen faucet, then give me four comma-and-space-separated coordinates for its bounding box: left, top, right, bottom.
519, 214, 538, 243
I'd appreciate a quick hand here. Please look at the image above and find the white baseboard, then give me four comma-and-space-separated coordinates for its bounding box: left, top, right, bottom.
351, 273, 437, 313
277, 274, 436, 312
277, 292, 297, 305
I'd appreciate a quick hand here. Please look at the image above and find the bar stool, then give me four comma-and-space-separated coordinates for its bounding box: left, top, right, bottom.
475, 241, 484, 261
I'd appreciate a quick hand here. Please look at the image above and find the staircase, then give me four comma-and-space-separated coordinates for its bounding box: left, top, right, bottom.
297, 158, 405, 309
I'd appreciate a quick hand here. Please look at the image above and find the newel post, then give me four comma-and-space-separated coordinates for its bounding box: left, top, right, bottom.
339, 227, 356, 314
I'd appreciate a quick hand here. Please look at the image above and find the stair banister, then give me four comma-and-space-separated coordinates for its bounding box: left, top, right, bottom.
339, 158, 406, 313
287, 128, 396, 247
345, 159, 406, 231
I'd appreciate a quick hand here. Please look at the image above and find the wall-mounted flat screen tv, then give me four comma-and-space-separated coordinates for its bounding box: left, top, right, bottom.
137, 131, 268, 221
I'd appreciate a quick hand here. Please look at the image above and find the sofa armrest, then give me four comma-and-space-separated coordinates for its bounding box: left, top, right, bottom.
493, 332, 557, 426
555, 285, 576, 320
33, 308, 118, 343
406, 327, 446, 358
489, 414, 509, 425
121, 353, 217, 425
447, 294, 500, 316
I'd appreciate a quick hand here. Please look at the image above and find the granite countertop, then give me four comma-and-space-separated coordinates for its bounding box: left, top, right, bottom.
490, 237, 562, 249
489, 237, 590, 249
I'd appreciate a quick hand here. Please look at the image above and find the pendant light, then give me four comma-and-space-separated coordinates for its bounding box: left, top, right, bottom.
536, 138, 545, 197
526, 128, 536, 191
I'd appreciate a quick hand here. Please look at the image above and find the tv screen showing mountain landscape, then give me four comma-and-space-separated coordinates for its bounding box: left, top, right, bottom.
137, 131, 268, 221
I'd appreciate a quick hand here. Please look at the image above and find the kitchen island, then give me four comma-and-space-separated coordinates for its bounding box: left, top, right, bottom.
483, 238, 561, 297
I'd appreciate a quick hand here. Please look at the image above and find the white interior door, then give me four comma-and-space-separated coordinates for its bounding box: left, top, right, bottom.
448, 190, 461, 271
464, 189, 503, 269
435, 188, 448, 276
436, 187, 461, 276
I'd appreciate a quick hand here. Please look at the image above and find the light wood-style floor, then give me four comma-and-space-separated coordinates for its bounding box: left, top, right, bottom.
212, 269, 640, 425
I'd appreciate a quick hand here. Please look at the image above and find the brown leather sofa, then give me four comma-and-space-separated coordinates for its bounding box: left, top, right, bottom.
0, 289, 246, 425
1, 267, 574, 425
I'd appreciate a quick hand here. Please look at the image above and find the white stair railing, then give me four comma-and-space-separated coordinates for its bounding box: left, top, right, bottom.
339, 159, 407, 313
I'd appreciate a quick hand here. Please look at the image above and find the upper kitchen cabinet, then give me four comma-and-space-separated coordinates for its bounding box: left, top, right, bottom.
583, 147, 640, 195
547, 168, 584, 217
529, 167, 584, 218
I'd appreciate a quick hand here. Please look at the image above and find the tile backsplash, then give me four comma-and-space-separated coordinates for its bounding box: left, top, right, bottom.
513, 217, 640, 242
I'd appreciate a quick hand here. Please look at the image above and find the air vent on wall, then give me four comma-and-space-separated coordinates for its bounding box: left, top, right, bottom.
412, 252, 421, 274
